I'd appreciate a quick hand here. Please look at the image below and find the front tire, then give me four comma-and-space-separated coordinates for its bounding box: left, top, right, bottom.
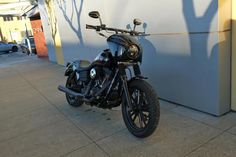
122, 79, 160, 138
65, 73, 83, 107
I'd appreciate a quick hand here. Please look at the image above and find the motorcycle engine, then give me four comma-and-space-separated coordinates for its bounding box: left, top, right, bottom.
89, 67, 120, 107
89, 67, 111, 97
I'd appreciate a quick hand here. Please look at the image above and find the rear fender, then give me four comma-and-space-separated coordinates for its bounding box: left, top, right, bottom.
65, 62, 75, 76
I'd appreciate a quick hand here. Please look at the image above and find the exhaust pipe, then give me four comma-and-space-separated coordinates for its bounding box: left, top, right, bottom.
58, 85, 84, 97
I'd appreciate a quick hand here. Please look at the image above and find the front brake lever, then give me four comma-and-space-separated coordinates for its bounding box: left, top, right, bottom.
97, 32, 108, 38
131, 31, 150, 36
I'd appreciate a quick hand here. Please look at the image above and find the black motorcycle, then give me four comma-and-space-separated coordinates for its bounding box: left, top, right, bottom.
58, 11, 160, 138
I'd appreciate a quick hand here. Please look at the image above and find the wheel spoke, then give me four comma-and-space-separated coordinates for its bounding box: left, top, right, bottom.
130, 111, 135, 117
131, 92, 136, 100
127, 87, 153, 129
140, 97, 149, 111
140, 112, 148, 126
138, 113, 143, 128
131, 96, 136, 103
136, 90, 140, 105
132, 113, 138, 121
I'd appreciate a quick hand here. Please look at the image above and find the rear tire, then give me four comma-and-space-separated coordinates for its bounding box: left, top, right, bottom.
122, 79, 160, 138
65, 73, 83, 107
12, 46, 18, 52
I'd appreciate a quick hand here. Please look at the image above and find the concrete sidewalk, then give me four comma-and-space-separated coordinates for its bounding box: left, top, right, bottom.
0, 54, 236, 157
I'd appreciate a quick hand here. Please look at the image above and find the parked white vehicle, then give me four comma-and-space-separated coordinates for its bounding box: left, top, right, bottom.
0, 41, 18, 53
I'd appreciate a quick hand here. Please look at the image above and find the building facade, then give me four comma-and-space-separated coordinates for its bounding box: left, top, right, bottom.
0, 15, 32, 43
38, 0, 235, 116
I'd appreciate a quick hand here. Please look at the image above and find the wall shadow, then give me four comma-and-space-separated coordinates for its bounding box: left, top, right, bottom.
183, 0, 217, 60
57, 0, 84, 45
56, 0, 108, 64
137, 0, 230, 115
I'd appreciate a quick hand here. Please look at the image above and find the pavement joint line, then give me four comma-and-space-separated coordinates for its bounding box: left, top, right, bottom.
183, 124, 235, 157
224, 124, 236, 136
227, 131, 236, 136
59, 143, 94, 157
0, 107, 66, 142
0, 104, 47, 123
14, 67, 111, 157
160, 101, 235, 132
60, 141, 112, 157
0, 69, 52, 123
0, 119, 69, 144
94, 142, 111, 157
94, 128, 126, 142
167, 107, 235, 132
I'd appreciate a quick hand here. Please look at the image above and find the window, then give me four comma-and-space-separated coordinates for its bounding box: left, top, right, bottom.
17, 16, 22, 20
3, 16, 14, 21
3, 16, 7, 21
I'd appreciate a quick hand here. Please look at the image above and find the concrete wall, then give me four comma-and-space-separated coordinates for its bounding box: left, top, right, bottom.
38, 0, 57, 62
38, 0, 65, 64
39, 0, 232, 115
231, 0, 236, 111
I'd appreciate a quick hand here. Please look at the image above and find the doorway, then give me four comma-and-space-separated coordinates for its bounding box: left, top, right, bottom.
30, 13, 48, 57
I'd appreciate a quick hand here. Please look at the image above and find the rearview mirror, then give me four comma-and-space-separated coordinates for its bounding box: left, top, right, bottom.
133, 19, 142, 25
89, 11, 100, 19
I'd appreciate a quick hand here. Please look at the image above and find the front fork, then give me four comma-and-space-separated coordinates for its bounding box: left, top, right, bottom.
120, 75, 133, 110
119, 63, 142, 110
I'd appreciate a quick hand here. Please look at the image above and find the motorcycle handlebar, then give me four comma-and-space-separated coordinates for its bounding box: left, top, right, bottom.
86, 24, 99, 31
86, 24, 149, 36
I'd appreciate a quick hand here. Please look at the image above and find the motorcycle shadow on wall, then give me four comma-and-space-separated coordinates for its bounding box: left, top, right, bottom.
127, 23, 159, 87
134, 0, 230, 115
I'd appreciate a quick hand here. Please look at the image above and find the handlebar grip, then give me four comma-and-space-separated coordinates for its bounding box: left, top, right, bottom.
86, 24, 97, 30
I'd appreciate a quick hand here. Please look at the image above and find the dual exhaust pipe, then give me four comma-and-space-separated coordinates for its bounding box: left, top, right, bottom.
58, 85, 84, 97
58, 81, 110, 102
58, 85, 95, 103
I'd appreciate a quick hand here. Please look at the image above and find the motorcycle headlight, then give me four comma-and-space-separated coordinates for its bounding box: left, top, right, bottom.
127, 44, 139, 59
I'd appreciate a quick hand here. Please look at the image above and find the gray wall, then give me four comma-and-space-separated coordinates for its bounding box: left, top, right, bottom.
39, 0, 231, 115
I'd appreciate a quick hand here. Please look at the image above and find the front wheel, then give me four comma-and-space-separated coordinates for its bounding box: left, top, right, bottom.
122, 79, 160, 138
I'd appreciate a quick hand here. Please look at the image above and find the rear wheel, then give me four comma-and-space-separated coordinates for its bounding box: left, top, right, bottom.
27, 50, 30, 55
122, 79, 160, 138
65, 73, 83, 107
12, 46, 18, 52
